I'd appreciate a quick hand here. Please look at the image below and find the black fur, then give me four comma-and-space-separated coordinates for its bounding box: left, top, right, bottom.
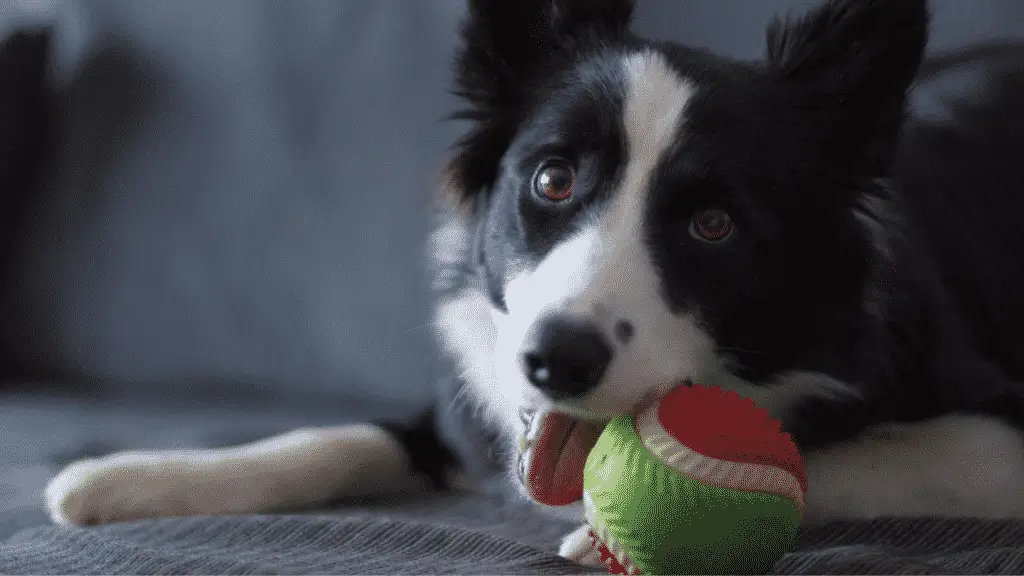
378, 409, 459, 489
446, 0, 636, 208
421, 0, 1024, 493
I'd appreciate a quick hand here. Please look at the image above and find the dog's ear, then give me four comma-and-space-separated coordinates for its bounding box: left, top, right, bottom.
444, 0, 634, 209
454, 0, 633, 113
766, 0, 929, 164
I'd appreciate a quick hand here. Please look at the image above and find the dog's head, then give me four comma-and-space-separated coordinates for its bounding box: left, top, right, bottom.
433, 0, 928, 507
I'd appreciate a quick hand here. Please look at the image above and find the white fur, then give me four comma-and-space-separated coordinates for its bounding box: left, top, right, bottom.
803, 413, 1024, 523
491, 51, 711, 423
45, 424, 422, 526
435, 289, 516, 434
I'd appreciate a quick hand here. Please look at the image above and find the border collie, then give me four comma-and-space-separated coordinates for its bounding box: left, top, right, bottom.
44, 0, 1024, 566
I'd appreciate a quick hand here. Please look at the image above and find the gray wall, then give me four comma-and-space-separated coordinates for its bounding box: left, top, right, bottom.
635, 0, 1024, 57
2, 1, 1021, 406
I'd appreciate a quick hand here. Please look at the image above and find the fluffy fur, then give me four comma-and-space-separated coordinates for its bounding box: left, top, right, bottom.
45, 0, 1024, 567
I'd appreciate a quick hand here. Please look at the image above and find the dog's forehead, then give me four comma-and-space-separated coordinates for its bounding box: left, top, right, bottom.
492, 50, 706, 260
510, 47, 707, 168
494, 45, 785, 251
509, 51, 631, 154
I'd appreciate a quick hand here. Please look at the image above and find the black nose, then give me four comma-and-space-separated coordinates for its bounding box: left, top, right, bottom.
521, 315, 612, 399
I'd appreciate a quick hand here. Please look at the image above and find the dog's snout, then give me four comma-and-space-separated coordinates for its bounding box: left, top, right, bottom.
521, 315, 612, 399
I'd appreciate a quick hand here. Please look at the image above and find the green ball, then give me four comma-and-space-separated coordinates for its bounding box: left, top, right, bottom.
582, 386, 806, 575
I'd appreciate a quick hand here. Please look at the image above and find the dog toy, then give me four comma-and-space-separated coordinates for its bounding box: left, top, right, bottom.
581, 383, 807, 575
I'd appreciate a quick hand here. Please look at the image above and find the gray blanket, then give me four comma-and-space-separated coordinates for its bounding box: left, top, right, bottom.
3, 489, 1024, 575
1, 392, 1022, 575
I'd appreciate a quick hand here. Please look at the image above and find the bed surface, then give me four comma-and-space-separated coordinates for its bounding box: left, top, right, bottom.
8, 501, 1024, 575
3, 390, 1024, 575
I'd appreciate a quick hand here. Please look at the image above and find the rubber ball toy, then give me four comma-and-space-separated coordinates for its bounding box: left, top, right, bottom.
581, 383, 807, 575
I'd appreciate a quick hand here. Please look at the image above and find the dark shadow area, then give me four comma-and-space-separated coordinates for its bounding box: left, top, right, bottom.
0, 29, 52, 380
1, 33, 173, 384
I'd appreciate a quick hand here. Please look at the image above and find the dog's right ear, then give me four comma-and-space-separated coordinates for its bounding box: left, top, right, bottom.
455, 0, 633, 108
443, 0, 634, 210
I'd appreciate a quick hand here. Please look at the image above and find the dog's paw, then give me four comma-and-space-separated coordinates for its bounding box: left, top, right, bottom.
45, 424, 419, 527
45, 451, 209, 526
558, 524, 604, 569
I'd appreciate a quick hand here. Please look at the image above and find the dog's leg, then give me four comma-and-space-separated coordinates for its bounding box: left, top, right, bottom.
802, 413, 1024, 522
45, 424, 435, 526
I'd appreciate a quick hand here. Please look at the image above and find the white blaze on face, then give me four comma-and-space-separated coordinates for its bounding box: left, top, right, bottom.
491, 51, 721, 417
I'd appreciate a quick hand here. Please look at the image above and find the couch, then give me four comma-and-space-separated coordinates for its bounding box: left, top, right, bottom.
3, 0, 1024, 573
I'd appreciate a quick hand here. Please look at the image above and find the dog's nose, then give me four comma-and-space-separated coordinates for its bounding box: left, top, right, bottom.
521, 315, 612, 399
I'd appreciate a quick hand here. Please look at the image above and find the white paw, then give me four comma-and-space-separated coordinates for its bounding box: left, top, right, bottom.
558, 524, 603, 568
45, 452, 209, 526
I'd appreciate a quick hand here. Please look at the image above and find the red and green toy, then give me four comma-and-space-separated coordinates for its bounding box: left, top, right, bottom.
523, 384, 808, 575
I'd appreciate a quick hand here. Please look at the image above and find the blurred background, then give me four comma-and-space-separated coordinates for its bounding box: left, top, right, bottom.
0, 0, 1022, 539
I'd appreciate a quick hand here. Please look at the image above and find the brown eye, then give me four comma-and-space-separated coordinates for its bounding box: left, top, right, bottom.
690, 207, 734, 242
533, 162, 575, 202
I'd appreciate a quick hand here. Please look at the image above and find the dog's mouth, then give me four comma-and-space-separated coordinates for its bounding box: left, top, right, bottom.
517, 407, 605, 507
515, 386, 682, 506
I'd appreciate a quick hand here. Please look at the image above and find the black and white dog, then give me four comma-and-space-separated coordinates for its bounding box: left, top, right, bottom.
45, 0, 1024, 565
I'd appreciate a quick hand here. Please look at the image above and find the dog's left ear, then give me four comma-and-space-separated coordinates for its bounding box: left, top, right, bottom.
766, 0, 929, 160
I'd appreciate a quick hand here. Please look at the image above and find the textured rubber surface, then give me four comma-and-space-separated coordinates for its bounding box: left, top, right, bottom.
657, 385, 807, 495
584, 414, 801, 575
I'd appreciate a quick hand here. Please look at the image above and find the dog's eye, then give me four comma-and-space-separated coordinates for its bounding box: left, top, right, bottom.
689, 207, 734, 242
533, 162, 575, 202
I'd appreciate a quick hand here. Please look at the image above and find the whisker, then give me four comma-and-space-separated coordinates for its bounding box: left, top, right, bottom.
403, 320, 439, 335
717, 346, 765, 357
447, 381, 472, 412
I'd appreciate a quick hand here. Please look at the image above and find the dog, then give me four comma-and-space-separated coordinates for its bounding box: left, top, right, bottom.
44, 0, 1024, 566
